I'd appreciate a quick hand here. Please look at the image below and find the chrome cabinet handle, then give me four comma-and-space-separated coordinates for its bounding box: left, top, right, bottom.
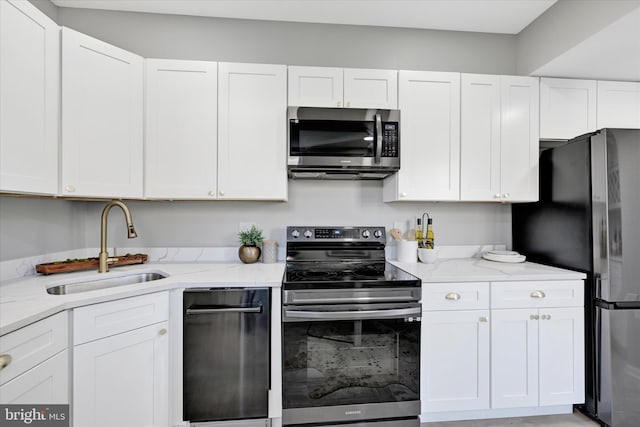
208, 190, 215, 197
0, 354, 12, 370
445, 292, 461, 301
530, 314, 540, 320
337, 101, 342, 107
64, 185, 75, 193
479, 316, 488, 322
158, 328, 167, 335
541, 314, 552, 320
530, 290, 546, 298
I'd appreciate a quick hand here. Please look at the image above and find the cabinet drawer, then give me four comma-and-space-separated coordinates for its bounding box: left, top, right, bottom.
491, 281, 584, 309
0, 349, 69, 404
422, 282, 489, 311
0, 311, 68, 386
74, 292, 169, 345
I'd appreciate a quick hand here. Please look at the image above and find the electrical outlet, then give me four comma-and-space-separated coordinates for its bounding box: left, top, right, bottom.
239, 222, 256, 232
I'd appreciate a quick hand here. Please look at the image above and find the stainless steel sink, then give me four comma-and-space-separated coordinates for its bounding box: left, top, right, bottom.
46, 272, 168, 295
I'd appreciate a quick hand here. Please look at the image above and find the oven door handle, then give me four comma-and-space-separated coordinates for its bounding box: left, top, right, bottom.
285, 306, 421, 320
186, 306, 262, 315
374, 113, 382, 164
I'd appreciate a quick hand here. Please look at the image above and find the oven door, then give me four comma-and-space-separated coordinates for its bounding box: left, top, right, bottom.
282, 302, 421, 425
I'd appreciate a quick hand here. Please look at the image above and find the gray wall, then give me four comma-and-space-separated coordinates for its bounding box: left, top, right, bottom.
81, 181, 511, 251
1, 4, 516, 262
517, 0, 640, 76
56, 7, 517, 74
0, 197, 86, 260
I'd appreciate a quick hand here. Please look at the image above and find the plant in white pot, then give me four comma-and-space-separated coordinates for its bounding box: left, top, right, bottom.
238, 225, 264, 264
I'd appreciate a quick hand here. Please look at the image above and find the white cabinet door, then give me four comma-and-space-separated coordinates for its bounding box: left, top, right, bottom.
61, 27, 143, 198
597, 81, 640, 129
73, 321, 169, 427
422, 310, 490, 412
384, 71, 460, 201
538, 307, 585, 406
0, 350, 68, 404
343, 68, 398, 109
145, 59, 218, 199
218, 62, 287, 200
500, 76, 539, 202
491, 309, 539, 409
460, 74, 501, 201
288, 66, 343, 107
540, 78, 597, 140
0, 0, 58, 195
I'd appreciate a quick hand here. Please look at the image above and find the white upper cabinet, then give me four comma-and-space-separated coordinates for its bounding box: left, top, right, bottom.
288, 66, 343, 107
539, 77, 597, 140
0, 0, 59, 195
218, 62, 288, 200
288, 66, 398, 108
597, 80, 640, 129
460, 74, 539, 202
145, 59, 218, 199
343, 68, 398, 109
61, 27, 143, 198
383, 70, 461, 201
460, 74, 501, 201
499, 76, 539, 202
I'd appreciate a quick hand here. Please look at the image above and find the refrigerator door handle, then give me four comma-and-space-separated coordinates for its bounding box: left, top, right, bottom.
595, 307, 602, 405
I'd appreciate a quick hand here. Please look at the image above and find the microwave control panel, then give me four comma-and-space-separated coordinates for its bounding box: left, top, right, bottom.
382, 122, 399, 157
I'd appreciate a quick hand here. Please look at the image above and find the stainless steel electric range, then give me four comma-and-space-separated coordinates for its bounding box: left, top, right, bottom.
282, 226, 422, 427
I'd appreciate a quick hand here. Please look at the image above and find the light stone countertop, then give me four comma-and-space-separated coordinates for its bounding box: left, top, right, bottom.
0, 261, 285, 336
390, 257, 586, 283
1, 257, 586, 336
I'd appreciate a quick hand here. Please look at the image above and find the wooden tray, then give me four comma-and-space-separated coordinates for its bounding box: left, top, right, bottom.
36, 254, 148, 275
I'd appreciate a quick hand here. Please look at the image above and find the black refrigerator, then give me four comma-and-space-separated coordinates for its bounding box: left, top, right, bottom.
512, 128, 640, 427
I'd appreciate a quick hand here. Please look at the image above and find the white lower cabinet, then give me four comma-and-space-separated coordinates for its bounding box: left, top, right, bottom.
421, 280, 584, 421
491, 307, 584, 408
72, 293, 169, 427
0, 312, 69, 404
421, 282, 490, 413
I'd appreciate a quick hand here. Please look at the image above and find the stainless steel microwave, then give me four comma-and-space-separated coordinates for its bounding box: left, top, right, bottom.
287, 107, 400, 179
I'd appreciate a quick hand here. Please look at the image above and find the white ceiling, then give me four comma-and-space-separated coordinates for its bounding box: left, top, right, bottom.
51, 0, 557, 34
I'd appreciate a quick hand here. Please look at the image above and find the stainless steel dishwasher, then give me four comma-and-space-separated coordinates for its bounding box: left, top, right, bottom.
183, 288, 270, 424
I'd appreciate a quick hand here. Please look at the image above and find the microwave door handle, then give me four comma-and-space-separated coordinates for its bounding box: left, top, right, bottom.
374, 113, 382, 164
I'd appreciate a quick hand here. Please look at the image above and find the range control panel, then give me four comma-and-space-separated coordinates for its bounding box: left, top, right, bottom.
287, 226, 386, 243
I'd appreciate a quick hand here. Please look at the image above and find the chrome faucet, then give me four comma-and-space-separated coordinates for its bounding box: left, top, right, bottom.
99, 200, 138, 273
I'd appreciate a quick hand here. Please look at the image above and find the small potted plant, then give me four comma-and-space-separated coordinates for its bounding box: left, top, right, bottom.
238, 225, 264, 264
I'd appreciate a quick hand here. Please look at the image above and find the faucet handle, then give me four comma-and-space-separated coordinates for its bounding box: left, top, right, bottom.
107, 257, 119, 265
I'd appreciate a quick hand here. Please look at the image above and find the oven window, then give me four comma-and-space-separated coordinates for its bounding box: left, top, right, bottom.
290, 120, 375, 157
282, 318, 420, 408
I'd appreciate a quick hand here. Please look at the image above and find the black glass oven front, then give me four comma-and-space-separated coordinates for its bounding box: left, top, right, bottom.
282, 309, 420, 423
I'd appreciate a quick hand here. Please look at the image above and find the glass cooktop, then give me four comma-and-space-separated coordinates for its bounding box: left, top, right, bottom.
283, 261, 420, 290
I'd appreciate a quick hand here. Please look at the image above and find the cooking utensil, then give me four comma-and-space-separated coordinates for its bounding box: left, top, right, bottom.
390, 228, 403, 241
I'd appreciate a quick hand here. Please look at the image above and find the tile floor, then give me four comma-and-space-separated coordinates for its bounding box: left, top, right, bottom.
422, 410, 601, 426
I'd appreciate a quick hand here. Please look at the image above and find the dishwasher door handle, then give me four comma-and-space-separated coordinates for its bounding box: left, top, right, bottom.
186, 306, 262, 315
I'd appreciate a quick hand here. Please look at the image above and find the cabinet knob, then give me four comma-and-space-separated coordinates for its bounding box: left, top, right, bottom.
530, 314, 540, 320
494, 193, 501, 199
0, 354, 12, 370
400, 192, 407, 197
445, 292, 461, 301
337, 101, 342, 107
219, 190, 225, 196
346, 101, 351, 108
65, 185, 76, 193
479, 316, 489, 323
530, 290, 546, 298
208, 190, 215, 197
542, 314, 551, 320
159, 328, 167, 336
503, 193, 510, 199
